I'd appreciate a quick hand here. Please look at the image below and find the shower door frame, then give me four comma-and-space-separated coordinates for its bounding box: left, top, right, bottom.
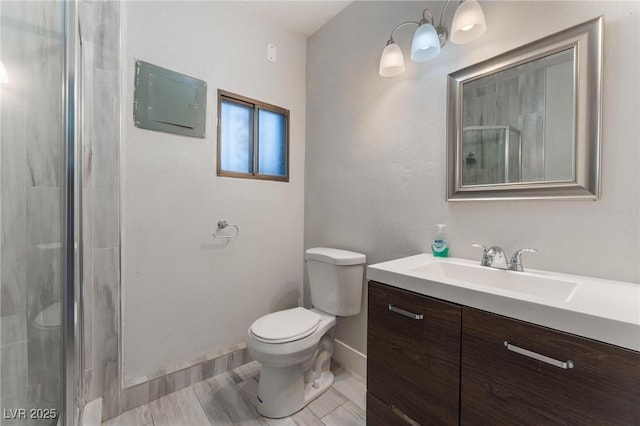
62, 0, 83, 424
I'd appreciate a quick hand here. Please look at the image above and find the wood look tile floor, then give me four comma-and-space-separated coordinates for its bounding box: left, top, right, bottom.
102, 362, 366, 426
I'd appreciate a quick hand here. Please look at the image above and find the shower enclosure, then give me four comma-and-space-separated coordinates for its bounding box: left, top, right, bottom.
1, 1, 82, 424
461, 125, 522, 186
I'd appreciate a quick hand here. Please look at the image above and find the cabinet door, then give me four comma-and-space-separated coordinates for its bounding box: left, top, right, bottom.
367, 281, 461, 425
461, 307, 640, 425
366, 392, 416, 426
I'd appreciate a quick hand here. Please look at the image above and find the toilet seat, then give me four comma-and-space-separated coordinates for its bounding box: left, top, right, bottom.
250, 307, 321, 344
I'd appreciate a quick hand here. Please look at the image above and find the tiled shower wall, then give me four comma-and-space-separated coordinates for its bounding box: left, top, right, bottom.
78, 0, 121, 420
462, 66, 547, 181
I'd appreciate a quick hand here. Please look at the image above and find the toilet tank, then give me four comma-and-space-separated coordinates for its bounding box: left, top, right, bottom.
305, 248, 366, 316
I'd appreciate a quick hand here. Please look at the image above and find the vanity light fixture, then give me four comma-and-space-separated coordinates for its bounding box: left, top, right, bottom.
379, 0, 486, 77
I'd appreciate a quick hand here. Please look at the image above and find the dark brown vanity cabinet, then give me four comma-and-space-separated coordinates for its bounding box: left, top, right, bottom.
367, 281, 462, 425
461, 307, 640, 425
367, 281, 640, 425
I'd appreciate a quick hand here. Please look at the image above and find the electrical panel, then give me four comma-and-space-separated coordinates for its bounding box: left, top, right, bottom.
134, 60, 207, 138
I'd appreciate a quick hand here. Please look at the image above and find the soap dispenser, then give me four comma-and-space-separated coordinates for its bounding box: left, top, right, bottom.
431, 224, 449, 257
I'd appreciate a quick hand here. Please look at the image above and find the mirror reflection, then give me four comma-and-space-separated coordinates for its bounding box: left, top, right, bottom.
461, 48, 575, 186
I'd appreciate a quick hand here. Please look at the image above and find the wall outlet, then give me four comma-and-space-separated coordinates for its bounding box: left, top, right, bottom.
267, 43, 277, 63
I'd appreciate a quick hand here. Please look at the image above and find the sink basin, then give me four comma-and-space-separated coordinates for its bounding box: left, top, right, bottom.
410, 261, 579, 302
367, 254, 640, 351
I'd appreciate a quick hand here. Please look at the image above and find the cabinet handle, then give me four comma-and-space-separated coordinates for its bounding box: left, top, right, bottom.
504, 341, 575, 369
388, 304, 423, 320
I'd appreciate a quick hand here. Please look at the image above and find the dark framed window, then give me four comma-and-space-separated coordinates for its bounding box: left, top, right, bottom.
217, 89, 289, 181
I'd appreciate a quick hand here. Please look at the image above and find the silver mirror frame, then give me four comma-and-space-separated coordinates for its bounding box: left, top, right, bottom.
447, 16, 603, 201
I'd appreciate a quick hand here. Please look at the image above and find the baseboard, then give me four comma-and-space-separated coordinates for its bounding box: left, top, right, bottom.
332, 339, 366, 380
124, 343, 247, 388
114, 345, 249, 419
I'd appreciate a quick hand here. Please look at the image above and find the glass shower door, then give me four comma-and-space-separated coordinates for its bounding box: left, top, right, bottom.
1, 1, 68, 424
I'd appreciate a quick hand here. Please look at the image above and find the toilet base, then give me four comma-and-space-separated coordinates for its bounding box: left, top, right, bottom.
256, 365, 334, 419
303, 370, 334, 408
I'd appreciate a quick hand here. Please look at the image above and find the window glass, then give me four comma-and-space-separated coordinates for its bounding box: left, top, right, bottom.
258, 108, 287, 177
220, 99, 253, 174
217, 90, 289, 181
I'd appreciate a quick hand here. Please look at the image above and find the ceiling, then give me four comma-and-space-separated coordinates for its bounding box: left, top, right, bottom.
240, 1, 353, 37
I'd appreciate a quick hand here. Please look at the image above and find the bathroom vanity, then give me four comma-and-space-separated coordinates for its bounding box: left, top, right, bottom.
366, 255, 640, 425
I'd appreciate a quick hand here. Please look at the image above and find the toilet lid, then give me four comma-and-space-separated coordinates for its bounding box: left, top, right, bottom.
250, 307, 321, 343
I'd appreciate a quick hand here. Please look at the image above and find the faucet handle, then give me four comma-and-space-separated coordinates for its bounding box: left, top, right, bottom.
472, 243, 491, 266
509, 248, 537, 272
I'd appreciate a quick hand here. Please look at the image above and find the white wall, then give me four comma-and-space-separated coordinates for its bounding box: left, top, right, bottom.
123, 1, 306, 381
306, 0, 640, 358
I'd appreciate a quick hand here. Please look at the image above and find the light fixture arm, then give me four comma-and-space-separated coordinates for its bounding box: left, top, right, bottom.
422, 7, 448, 48
386, 8, 448, 48
422, 8, 435, 25
438, 0, 455, 29
386, 20, 420, 44
423, 4, 450, 48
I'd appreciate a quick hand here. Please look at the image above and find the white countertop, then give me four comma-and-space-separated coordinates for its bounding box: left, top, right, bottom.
367, 254, 640, 352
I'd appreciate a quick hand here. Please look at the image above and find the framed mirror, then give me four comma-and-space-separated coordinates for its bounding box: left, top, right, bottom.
447, 17, 602, 201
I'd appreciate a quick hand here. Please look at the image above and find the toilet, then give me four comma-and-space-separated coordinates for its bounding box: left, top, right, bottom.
246, 247, 366, 418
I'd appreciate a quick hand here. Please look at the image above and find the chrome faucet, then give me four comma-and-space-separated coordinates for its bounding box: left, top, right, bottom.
487, 246, 509, 269
472, 244, 537, 271
471, 244, 491, 266
472, 244, 507, 269
509, 248, 538, 272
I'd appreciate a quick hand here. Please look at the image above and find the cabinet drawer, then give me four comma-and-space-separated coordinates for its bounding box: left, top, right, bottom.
461, 307, 640, 425
367, 281, 461, 425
